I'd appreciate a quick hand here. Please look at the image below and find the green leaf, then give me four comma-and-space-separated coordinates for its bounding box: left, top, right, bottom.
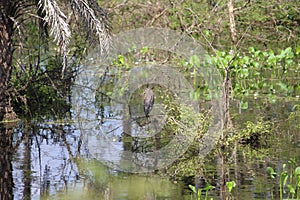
254, 50, 262, 57
188, 185, 196, 193
140, 46, 149, 54
225, 54, 234, 62
285, 58, 293, 66
252, 61, 259, 68
296, 46, 300, 55
280, 171, 288, 186
226, 181, 236, 192
241, 101, 249, 110
243, 56, 250, 64
203, 183, 215, 191
241, 68, 249, 77
249, 47, 255, 54
267, 54, 277, 65
204, 29, 210, 36
276, 82, 288, 92
287, 185, 295, 194
117, 55, 125, 65
267, 167, 277, 178
295, 166, 300, 176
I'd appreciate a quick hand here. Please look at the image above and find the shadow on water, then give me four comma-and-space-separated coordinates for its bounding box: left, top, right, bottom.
0, 97, 299, 199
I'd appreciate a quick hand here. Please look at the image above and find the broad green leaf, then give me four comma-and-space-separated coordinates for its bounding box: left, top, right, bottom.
287, 185, 295, 194
140, 46, 149, 54
267, 167, 277, 178
241, 101, 249, 110
296, 46, 300, 55
249, 47, 255, 54
226, 181, 236, 192
241, 68, 249, 77
295, 166, 300, 176
188, 185, 196, 193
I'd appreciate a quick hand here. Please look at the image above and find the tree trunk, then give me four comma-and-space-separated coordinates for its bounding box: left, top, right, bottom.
222, 0, 237, 131
0, 1, 17, 121
0, 125, 14, 200
227, 0, 237, 45
223, 68, 233, 130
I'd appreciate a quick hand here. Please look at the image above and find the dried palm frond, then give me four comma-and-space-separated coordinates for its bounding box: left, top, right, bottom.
38, 0, 71, 77
36, 0, 111, 76
70, 0, 111, 54
38, 0, 71, 48
37, 0, 49, 48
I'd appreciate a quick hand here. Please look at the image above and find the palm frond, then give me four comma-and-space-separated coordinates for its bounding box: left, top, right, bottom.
38, 0, 71, 48
70, 0, 111, 54
36, 0, 49, 47
38, 0, 71, 77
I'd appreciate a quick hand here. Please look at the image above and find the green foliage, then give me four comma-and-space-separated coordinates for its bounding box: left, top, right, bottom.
102, 0, 299, 51
189, 182, 215, 200
226, 180, 236, 193
267, 159, 300, 199
239, 118, 271, 139
267, 166, 277, 179
225, 180, 236, 200
188, 180, 234, 200
113, 54, 130, 69
212, 46, 300, 103
221, 117, 272, 148
188, 46, 299, 111
10, 19, 87, 120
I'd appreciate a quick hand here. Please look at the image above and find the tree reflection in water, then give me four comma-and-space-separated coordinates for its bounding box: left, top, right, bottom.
0, 124, 14, 200
0, 122, 83, 200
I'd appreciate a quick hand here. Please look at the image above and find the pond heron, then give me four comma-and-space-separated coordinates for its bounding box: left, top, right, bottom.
143, 87, 154, 118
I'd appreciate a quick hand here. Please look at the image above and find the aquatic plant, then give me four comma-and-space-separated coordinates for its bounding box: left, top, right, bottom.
267, 160, 300, 199
226, 180, 236, 192
189, 182, 215, 200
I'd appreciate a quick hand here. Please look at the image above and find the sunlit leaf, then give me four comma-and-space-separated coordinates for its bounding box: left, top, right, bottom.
241, 68, 249, 77
267, 167, 277, 178
295, 166, 300, 176
226, 181, 236, 192
203, 183, 215, 191
188, 185, 196, 193
241, 101, 248, 110
296, 46, 300, 55
287, 185, 295, 194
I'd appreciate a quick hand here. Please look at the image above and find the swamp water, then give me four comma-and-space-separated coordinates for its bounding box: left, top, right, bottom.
1, 97, 299, 200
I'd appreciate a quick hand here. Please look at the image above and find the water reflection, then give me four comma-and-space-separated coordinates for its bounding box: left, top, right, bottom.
72, 64, 204, 173
0, 121, 186, 200
0, 98, 299, 199
0, 122, 82, 200
0, 124, 14, 200
51, 160, 183, 200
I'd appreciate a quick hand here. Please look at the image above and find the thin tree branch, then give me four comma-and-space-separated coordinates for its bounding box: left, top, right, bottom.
233, 0, 251, 12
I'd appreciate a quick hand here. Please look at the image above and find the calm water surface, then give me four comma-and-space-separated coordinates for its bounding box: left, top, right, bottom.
1, 98, 299, 200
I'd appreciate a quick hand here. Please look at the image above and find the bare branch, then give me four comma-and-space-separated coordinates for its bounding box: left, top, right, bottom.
233, 0, 251, 12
